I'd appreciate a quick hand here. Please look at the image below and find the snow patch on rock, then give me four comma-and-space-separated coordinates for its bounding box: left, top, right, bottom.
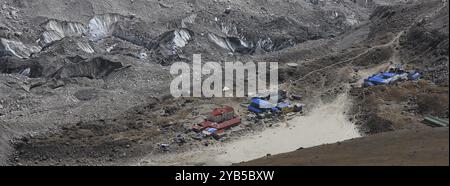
0, 38, 41, 59
39, 20, 87, 46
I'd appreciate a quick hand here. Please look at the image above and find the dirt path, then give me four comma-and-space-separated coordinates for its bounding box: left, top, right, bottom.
295, 30, 404, 84
138, 94, 361, 166
293, 0, 448, 85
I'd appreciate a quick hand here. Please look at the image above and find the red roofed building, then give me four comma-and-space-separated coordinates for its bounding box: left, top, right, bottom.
192, 121, 213, 132
210, 117, 241, 130
208, 106, 235, 123
192, 106, 241, 133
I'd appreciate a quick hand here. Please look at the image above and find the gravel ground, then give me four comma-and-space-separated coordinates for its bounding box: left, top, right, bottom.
0, 0, 448, 166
